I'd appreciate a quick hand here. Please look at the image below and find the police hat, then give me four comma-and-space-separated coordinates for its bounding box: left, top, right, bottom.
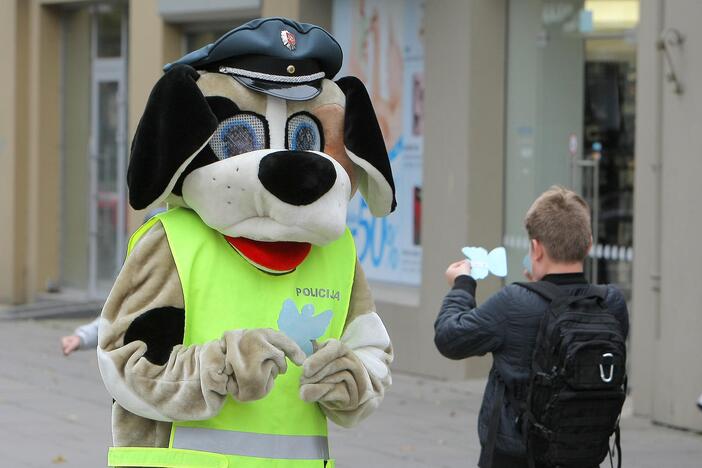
164, 17, 343, 101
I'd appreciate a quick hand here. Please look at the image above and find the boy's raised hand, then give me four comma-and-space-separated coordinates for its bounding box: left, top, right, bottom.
445, 260, 472, 286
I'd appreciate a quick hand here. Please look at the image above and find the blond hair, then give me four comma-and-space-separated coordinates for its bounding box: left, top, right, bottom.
524, 186, 592, 262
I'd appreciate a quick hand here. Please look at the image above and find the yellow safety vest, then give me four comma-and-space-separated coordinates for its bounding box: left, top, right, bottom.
108, 208, 356, 468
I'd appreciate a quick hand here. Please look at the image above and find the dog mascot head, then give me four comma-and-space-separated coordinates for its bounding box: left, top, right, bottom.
127, 18, 395, 270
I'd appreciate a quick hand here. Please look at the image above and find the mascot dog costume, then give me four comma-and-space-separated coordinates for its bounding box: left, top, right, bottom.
98, 18, 395, 468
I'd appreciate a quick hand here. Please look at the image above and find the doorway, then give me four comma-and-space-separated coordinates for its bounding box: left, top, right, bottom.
580, 33, 636, 291
60, 2, 128, 298
503, 0, 638, 299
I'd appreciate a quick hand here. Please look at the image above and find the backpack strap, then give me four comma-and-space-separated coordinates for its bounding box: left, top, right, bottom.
516, 281, 609, 302
611, 375, 627, 468
586, 284, 608, 300
615, 424, 622, 468
514, 281, 564, 302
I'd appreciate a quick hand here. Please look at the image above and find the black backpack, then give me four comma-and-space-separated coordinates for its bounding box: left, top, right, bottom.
484, 281, 627, 468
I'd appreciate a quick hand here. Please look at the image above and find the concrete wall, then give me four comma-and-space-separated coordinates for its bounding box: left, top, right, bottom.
27, 2, 62, 297
60, 8, 91, 290
380, 0, 506, 378
633, 0, 702, 432
631, 0, 662, 422
0, 0, 28, 304
653, 0, 702, 431
0, 1, 62, 304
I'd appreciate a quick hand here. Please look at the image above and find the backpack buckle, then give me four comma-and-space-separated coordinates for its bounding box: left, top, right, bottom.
599, 353, 615, 383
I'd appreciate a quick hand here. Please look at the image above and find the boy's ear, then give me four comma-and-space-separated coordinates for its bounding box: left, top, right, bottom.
531, 239, 544, 261
336, 76, 396, 217
127, 64, 218, 210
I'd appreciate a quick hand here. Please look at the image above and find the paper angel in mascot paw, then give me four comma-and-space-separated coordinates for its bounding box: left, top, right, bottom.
98, 17, 396, 468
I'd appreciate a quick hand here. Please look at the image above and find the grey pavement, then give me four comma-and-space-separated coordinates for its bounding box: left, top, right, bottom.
1, 318, 701, 468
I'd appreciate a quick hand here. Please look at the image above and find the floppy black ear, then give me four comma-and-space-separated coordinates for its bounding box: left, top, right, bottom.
127, 64, 218, 210
336, 76, 396, 217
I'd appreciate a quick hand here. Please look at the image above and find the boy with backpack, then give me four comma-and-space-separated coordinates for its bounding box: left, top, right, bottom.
435, 186, 629, 468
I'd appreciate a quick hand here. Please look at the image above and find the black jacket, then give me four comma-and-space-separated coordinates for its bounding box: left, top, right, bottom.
434, 273, 629, 459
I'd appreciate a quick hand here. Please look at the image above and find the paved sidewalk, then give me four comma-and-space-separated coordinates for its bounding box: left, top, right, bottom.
1, 318, 701, 467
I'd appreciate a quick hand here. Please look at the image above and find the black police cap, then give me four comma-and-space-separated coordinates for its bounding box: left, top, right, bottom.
164, 17, 343, 101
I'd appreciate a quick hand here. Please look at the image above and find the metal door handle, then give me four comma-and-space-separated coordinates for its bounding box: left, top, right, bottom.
657, 28, 685, 95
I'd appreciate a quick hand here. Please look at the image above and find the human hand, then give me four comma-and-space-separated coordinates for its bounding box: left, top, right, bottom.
523, 269, 534, 281
61, 335, 81, 356
299, 339, 366, 410
222, 328, 306, 402
445, 259, 472, 286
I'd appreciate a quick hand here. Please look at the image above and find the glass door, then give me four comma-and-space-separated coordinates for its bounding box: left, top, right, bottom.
89, 3, 128, 296
579, 34, 636, 294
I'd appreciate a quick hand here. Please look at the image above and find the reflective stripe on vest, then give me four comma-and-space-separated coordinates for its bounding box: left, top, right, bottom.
108, 447, 227, 468
108, 446, 337, 468
172, 427, 329, 459
120, 207, 355, 467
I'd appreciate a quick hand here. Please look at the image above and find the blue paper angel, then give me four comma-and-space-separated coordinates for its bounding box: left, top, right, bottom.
461, 246, 508, 280
277, 299, 333, 356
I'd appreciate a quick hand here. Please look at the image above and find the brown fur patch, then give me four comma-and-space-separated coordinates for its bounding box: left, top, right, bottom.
313, 103, 358, 192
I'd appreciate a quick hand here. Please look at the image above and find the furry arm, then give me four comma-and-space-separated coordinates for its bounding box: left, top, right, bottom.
98, 222, 230, 422
299, 263, 393, 427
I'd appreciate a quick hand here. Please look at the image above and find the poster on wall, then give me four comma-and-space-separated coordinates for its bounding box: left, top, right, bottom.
332, 0, 425, 286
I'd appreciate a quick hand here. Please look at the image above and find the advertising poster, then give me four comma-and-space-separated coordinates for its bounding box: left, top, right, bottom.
332, 0, 425, 285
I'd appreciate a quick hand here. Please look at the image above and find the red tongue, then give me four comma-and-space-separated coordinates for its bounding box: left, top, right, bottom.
225, 236, 312, 272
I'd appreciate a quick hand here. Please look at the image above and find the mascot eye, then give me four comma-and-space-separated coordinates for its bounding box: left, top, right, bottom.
286, 113, 323, 152
210, 113, 268, 159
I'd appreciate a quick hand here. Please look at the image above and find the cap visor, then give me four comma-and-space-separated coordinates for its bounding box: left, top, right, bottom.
233, 76, 322, 101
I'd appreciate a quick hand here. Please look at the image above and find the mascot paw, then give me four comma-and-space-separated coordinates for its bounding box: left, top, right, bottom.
299, 339, 365, 409
222, 328, 305, 401
300, 371, 359, 408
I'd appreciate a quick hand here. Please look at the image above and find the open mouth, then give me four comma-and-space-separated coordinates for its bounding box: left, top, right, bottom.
225, 236, 312, 272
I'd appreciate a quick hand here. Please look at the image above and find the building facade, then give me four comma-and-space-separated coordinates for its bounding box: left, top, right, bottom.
1, 0, 700, 431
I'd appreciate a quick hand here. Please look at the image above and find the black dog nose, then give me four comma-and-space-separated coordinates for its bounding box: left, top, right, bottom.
258, 151, 337, 206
